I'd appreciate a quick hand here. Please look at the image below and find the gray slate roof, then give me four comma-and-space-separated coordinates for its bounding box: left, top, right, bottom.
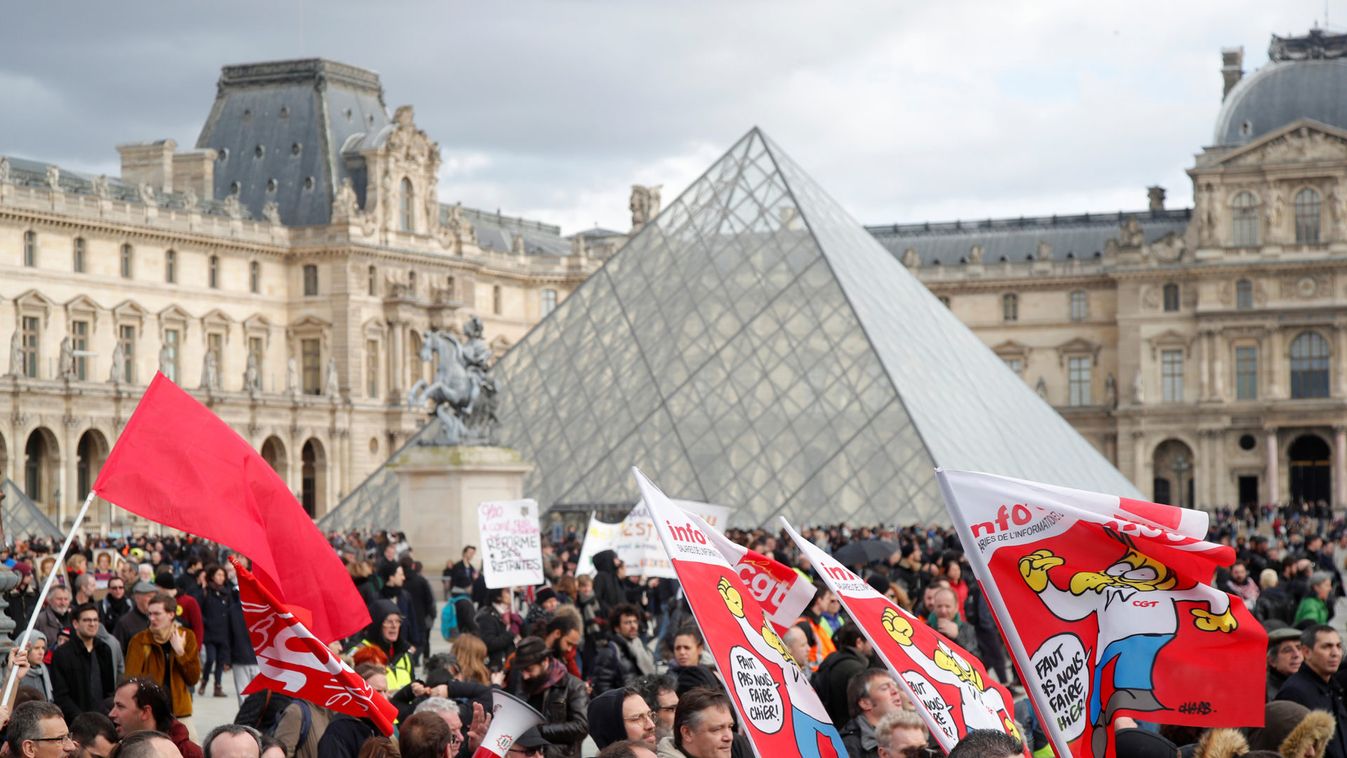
1214, 57, 1347, 147
2, 155, 246, 220
866, 210, 1192, 267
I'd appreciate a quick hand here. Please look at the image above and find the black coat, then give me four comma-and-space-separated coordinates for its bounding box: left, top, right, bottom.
201, 585, 233, 646
49, 637, 116, 723
314, 715, 377, 758
587, 636, 651, 695
1276, 668, 1347, 758
475, 605, 515, 669
815, 647, 869, 727
513, 660, 588, 758
591, 551, 624, 617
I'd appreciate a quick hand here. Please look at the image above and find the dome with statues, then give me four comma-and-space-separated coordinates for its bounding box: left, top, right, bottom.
1214, 29, 1347, 146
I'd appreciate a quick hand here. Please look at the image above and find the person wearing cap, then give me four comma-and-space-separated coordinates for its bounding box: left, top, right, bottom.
5, 562, 39, 632
1268, 624, 1306, 701
1110, 727, 1180, 758
113, 579, 158, 652
1247, 700, 1336, 757
508, 636, 588, 758
1295, 572, 1334, 626
5, 629, 52, 701
1275, 624, 1347, 758
505, 727, 551, 758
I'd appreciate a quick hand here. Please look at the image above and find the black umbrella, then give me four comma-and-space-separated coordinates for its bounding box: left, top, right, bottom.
831, 539, 899, 567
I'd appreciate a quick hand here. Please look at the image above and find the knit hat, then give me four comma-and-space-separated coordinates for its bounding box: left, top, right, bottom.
587, 687, 633, 749
131, 580, 157, 594
536, 587, 558, 605
12, 562, 31, 578
1249, 700, 1335, 756
154, 572, 175, 590
13, 629, 45, 648
513, 637, 550, 669
670, 664, 721, 696
1113, 728, 1179, 758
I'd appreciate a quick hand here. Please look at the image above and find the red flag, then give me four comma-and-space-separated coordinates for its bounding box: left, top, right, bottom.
938, 469, 1265, 758
231, 557, 398, 736
701, 522, 815, 635
782, 520, 1024, 754
92, 373, 368, 642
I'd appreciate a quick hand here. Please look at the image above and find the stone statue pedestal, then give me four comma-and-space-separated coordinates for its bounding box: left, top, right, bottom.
389, 445, 531, 578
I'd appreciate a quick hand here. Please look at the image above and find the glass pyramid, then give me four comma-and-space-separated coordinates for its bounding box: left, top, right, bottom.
493, 128, 1140, 527
0, 479, 62, 541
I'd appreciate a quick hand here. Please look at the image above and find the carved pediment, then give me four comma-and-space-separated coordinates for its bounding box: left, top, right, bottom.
200, 308, 235, 327
1221, 120, 1347, 167
63, 294, 101, 320
992, 340, 1031, 359
111, 300, 147, 321
1147, 329, 1193, 358
1055, 337, 1101, 366
158, 304, 192, 325
242, 314, 273, 333
14, 289, 57, 311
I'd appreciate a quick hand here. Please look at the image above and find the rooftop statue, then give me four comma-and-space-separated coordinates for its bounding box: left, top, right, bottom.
409, 316, 499, 446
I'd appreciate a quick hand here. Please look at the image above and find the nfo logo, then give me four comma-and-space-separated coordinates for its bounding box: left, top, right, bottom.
666, 520, 708, 545
970, 503, 1033, 538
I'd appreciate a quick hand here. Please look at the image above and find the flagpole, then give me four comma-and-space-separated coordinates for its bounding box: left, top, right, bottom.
1, 490, 96, 706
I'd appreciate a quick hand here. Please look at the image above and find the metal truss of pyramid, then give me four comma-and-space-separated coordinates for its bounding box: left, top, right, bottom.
0, 479, 62, 540
494, 128, 1140, 527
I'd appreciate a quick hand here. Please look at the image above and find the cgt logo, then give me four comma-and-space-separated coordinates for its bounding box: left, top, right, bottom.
970, 503, 1034, 538
739, 563, 788, 608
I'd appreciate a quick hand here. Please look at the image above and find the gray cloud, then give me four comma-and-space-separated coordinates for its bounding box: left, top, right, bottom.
0, 1, 1330, 233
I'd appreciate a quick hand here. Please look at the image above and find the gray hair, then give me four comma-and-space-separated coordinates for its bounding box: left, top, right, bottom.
75, 573, 97, 593
203, 723, 263, 758
6, 701, 64, 754
874, 710, 925, 751
414, 696, 458, 716
113, 731, 175, 758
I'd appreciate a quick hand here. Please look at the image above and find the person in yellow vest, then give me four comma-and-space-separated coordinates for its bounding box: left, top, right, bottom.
793, 586, 836, 670
347, 600, 414, 692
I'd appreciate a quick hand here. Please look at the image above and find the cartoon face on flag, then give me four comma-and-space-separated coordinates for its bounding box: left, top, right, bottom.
937, 469, 1265, 758
781, 519, 1023, 753
632, 468, 844, 758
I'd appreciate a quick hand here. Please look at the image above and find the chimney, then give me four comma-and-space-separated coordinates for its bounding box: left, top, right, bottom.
1147, 186, 1166, 213
117, 139, 177, 194
172, 149, 217, 201
1221, 47, 1244, 100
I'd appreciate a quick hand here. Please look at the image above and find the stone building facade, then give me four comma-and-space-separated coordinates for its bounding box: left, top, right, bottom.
0, 59, 608, 529
870, 30, 1347, 511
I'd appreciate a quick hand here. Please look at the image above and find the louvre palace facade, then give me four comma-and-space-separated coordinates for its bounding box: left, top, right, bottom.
0, 59, 619, 528
870, 30, 1347, 512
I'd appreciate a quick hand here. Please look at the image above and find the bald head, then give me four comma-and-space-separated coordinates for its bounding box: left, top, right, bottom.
783, 626, 810, 668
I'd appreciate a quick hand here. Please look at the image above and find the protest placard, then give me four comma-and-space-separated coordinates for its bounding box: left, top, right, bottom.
478, 499, 544, 588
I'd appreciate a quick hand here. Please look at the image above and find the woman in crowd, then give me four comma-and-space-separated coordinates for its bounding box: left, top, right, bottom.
199, 563, 232, 698
350, 600, 414, 692
451, 633, 492, 686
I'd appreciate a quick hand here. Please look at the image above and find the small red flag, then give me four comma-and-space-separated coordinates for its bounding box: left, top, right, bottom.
92, 373, 369, 642
230, 557, 398, 735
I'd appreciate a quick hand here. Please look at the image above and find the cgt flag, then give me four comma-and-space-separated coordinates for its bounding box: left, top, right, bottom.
701, 521, 815, 635
633, 468, 844, 758
781, 519, 1024, 754
92, 373, 368, 643
230, 558, 398, 736
937, 469, 1265, 758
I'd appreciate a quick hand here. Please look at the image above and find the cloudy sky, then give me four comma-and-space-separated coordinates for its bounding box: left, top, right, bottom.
0, 2, 1335, 234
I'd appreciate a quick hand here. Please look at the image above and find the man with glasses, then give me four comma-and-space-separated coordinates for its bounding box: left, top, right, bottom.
874, 711, 932, 758
588, 687, 656, 750
51, 602, 117, 722
6, 701, 73, 758
841, 669, 907, 758
504, 728, 550, 758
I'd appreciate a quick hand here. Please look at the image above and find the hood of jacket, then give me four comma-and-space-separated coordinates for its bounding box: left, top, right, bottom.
593, 550, 619, 574
363, 599, 409, 660
587, 686, 632, 750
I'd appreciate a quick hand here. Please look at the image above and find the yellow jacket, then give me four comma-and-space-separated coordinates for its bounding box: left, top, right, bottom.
124, 627, 201, 718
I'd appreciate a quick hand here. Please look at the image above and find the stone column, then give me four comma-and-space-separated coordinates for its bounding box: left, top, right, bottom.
1267, 329, 1283, 399
389, 323, 405, 402
1266, 428, 1280, 504
1336, 426, 1347, 510
1198, 331, 1211, 401
1337, 326, 1347, 398
1132, 431, 1148, 494
1211, 331, 1226, 400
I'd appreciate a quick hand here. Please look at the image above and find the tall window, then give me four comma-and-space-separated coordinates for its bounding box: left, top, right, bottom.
366, 339, 379, 398
1069, 290, 1087, 322
1161, 349, 1184, 403
1295, 188, 1322, 244
1235, 345, 1258, 400
165, 249, 177, 284
207, 333, 224, 376
20, 316, 39, 378
303, 264, 318, 296
23, 231, 36, 267
1002, 293, 1018, 322
162, 328, 180, 383
71, 320, 89, 380
72, 238, 85, 273
301, 338, 321, 395
542, 288, 557, 316
249, 261, 260, 294
447, 276, 456, 299
399, 178, 414, 232
118, 325, 136, 384
1290, 331, 1330, 398
1162, 283, 1180, 312
1004, 358, 1024, 375
248, 336, 264, 382
1231, 191, 1259, 246
1235, 279, 1253, 310
367, 265, 377, 296
1068, 356, 1091, 406
120, 244, 133, 279
493, 285, 503, 315
408, 270, 417, 295
208, 255, 220, 289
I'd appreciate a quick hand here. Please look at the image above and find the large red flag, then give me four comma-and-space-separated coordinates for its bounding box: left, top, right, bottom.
230, 558, 398, 735
92, 373, 368, 642
938, 469, 1265, 758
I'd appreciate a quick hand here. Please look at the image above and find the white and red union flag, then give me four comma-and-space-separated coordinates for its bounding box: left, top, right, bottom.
632, 468, 845, 758
230, 557, 399, 736
699, 517, 815, 635
937, 470, 1265, 758
781, 519, 1024, 755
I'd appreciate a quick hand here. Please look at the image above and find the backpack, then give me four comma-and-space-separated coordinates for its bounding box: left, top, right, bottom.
236, 689, 311, 743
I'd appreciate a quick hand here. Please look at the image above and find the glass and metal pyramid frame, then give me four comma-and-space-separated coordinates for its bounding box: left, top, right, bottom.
0, 479, 62, 541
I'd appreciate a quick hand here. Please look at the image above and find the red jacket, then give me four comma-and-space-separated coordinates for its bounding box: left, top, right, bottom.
168, 720, 203, 758
175, 594, 204, 644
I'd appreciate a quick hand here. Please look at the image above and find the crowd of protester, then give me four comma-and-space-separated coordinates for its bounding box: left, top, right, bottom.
0, 498, 1340, 756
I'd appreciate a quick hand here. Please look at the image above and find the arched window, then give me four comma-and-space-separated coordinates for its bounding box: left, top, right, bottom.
72, 238, 85, 273
1162, 283, 1180, 312
164, 249, 176, 283
1295, 187, 1322, 244
1069, 290, 1087, 322
23, 231, 36, 267
367, 265, 377, 296
1231, 191, 1259, 247
1290, 331, 1331, 399
1002, 293, 1018, 322
208, 255, 219, 289
120, 244, 133, 279
249, 261, 260, 293
1235, 278, 1253, 310
399, 177, 414, 233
